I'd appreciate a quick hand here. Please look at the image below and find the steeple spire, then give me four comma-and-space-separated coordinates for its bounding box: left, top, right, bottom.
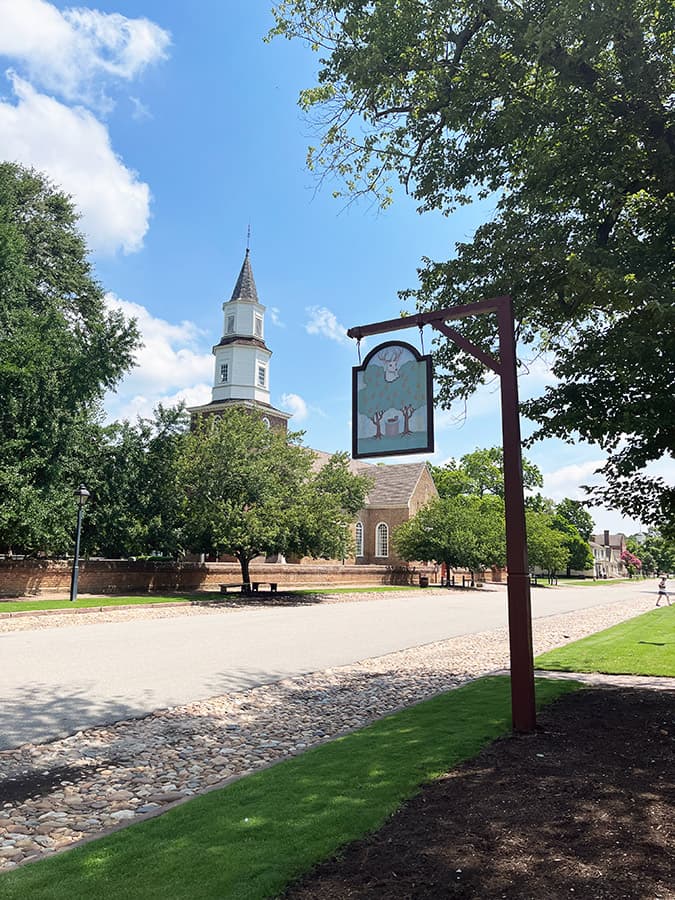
230, 248, 259, 303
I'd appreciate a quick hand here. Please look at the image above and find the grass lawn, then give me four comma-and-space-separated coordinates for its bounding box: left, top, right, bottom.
0, 586, 418, 614
0, 595, 203, 613
535, 605, 675, 677
560, 578, 637, 587
292, 585, 420, 595
0, 676, 577, 900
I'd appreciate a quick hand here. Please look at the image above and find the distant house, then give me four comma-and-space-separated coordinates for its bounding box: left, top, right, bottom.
590, 530, 627, 578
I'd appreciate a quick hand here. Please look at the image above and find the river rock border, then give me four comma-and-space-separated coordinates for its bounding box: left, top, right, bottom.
0, 594, 653, 870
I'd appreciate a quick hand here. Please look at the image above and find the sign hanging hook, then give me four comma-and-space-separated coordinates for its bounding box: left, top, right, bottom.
357, 337, 362, 365
419, 324, 425, 355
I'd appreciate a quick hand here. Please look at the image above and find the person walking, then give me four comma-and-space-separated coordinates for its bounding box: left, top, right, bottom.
656, 575, 671, 606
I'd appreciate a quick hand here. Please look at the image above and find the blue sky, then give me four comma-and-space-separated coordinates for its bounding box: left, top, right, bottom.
1, 0, 668, 534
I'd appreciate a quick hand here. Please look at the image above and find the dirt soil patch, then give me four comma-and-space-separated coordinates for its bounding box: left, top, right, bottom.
283, 687, 675, 899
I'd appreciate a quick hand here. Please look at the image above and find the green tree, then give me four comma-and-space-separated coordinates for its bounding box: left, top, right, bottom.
178, 410, 369, 584
270, 0, 675, 527
633, 531, 675, 575
555, 499, 595, 542
432, 447, 543, 499
551, 515, 594, 575
526, 510, 571, 576
78, 405, 189, 559
0, 163, 139, 553
393, 495, 506, 576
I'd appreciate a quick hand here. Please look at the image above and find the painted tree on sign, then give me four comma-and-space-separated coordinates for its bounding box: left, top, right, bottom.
359, 356, 427, 438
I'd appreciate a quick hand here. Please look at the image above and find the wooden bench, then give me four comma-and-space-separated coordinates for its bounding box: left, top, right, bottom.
220, 583, 252, 594
219, 582, 278, 595
251, 582, 278, 593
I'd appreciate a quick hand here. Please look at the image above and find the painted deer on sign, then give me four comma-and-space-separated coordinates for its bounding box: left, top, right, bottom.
378, 347, 403, 382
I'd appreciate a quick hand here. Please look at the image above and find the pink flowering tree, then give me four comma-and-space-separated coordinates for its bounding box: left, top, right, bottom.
621, 549, 642, 577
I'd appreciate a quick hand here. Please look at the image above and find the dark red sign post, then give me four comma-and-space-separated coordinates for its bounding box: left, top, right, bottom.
348, 296, 536, 732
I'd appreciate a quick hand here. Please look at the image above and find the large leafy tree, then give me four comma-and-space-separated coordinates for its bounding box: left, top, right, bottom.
178, 409, 370, 584
78, 405, 190, 559
271, 0, 675, 528
0, 163, 139, 553
555, 498, 595, 542
551, 514, 593, 574
526, 510, 571, 576
629, 531, 675, 576
393, 494, 506, 575
432, 446, 543, 499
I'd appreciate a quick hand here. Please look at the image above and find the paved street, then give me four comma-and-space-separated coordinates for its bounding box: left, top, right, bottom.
0, 581, 653, 749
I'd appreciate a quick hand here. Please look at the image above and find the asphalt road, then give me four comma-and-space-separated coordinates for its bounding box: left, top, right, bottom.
0, 581, 649, 749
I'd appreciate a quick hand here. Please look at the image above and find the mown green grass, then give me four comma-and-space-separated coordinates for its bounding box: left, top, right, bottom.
0, 586, 418, 613
536, 605, 675, 677
0, 676, 577, 900
560, 578, 637, 587
292, 585, 419, 595
0, 595, 202, 613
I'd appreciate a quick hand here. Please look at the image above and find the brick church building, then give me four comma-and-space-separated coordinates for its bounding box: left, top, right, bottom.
189, 250, 438, 568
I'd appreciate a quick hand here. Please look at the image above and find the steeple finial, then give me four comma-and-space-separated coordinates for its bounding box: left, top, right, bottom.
246, 223, 251, 253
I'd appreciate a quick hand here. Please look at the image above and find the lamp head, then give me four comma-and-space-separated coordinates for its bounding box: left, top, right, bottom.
74, 484, 90, 507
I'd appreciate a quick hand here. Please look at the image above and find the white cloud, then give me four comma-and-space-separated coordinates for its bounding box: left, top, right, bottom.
305, 306, 351, 346
0, 0, 170, 107
104, 294, 213, 420
109, 384, 212, 424
0, 74, 151, 253
542, 459, 606, 503
280, 392, 308, 421
268, 306, 285, 327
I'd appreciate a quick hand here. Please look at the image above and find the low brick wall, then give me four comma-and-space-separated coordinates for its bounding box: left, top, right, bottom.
0, 559, 438, 598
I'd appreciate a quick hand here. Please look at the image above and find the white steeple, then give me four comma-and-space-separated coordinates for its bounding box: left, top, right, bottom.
211, 249, 272, 405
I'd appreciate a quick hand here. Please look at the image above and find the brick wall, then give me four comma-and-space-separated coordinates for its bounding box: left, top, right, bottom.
0, 559, 437, 598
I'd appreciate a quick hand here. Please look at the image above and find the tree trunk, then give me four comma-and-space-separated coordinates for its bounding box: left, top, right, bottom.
238, 554, 252, 590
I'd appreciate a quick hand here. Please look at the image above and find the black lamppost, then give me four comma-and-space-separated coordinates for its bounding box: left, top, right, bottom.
70, 484, 90, 602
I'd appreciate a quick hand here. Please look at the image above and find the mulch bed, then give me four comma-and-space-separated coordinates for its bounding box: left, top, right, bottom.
283, 687, 675, 899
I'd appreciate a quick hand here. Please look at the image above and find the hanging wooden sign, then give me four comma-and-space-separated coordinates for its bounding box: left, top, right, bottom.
352, 340, 434, 459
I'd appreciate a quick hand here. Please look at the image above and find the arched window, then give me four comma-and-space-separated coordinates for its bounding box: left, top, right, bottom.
375, 522, 389, 558
355, 522, 364, 557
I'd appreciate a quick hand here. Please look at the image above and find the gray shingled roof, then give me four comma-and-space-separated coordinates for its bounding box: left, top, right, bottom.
363, 461, 429, 506
592, 533, 626, 547
230, 249, 259, 302
310, 452, 429, 508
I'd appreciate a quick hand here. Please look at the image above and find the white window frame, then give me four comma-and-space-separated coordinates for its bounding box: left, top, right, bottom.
375, 522, 389, 558
254, 314, 263, 337
226, 314, 235, 334
355, 522, 364, 557
220, 362, 229, 383
257, 365, 266, 387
